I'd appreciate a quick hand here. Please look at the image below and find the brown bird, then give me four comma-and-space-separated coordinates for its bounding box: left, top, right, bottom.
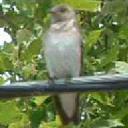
44, 4, 82, 125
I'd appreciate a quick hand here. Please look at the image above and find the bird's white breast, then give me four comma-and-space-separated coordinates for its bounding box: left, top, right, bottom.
44, 29, 81, 78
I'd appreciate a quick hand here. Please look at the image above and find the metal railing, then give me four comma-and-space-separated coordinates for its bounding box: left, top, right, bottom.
0, 74, 128, 98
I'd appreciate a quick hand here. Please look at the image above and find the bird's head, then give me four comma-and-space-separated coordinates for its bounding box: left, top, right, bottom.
50, 5, 76, 23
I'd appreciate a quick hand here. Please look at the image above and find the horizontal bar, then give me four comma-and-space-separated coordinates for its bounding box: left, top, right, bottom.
1, 74, 128, 98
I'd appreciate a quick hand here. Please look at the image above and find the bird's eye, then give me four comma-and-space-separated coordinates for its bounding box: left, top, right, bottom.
59, 7, 66, 13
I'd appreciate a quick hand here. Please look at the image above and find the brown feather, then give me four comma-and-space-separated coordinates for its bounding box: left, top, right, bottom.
54, 94, 80, 125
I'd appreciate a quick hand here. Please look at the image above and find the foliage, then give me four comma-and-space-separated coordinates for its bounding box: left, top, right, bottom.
0, 0, 128, 127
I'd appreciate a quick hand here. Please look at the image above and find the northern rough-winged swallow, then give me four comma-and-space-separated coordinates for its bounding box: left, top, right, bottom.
44, 4, 82, 125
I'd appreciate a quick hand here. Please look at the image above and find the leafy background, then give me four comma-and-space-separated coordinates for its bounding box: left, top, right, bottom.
0, 0, 128, 127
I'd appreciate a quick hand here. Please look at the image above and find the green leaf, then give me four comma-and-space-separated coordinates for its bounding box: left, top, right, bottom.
59, 0, 101, 12
16, 29, 32, 44
118, 25, 128, 39
0, 19, 8, 27
88, 118, 124, 128
112, 105, 128, 120
22, 64, 35, 79
99, 46, 119, 68
3, 43, 15, 54
39, 116, 61, 128
30, 108, 46, 128
8, 114, 30, 128
0, 52, 13, 73
8, 0, 36, 17
23, 38, 42, 61
89, 92, 113, 106
0, 76, 6, 85
0, 101, 21, 125
34, 96, 49, 106
86, 29, 102, 51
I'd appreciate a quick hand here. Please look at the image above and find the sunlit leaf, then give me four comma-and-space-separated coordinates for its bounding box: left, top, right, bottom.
0, 101, 21, 125
59, 0, 101, 12
8, 114, 30, 128
86, 29, 102, 50
23, 38, 42, 61
34, 96, 49, 106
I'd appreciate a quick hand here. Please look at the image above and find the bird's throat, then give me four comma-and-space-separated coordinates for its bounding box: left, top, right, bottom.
51, 19, 76, 31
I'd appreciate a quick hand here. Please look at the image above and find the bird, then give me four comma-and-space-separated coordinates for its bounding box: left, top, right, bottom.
44, 4, 82, 125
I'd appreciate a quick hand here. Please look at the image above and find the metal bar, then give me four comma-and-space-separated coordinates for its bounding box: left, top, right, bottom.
0, 74, 128, 98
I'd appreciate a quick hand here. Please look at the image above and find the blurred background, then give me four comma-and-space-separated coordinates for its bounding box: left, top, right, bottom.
0, 0, 128, 127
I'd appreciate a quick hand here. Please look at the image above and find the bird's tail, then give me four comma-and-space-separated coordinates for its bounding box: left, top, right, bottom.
54, 93, 79, 125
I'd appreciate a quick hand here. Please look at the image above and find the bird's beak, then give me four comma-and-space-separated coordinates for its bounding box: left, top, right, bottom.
49, 8, 58, 15
49, 9, 55, 14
